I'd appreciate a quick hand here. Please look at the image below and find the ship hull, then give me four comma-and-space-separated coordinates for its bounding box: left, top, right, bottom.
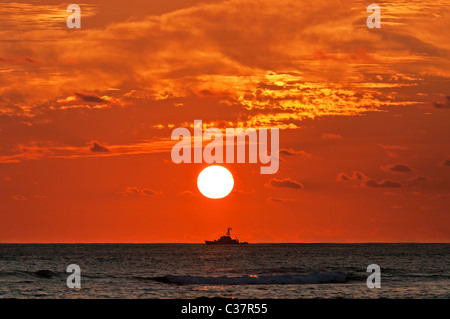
205, 240, 248, 245
205, 228, 248, 245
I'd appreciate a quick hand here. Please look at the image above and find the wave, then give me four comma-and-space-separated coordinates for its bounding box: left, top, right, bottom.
0, 270, 60, 279
147, 272, 347, 285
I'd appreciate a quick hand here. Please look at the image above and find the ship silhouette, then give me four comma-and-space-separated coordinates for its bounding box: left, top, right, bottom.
205, 227, 248, 245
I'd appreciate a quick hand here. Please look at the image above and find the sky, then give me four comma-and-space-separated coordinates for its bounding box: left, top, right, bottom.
0, 0, 449, 243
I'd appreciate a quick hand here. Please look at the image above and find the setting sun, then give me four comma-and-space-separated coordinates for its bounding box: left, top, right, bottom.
197, 166, 234, 199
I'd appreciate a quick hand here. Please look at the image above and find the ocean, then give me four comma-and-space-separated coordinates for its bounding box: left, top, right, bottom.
0, 244, 448, 299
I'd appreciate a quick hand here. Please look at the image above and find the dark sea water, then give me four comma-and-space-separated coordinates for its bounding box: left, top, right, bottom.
0, 244, 448, 299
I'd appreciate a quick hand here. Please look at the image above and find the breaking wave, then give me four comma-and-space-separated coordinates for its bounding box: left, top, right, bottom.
148, 271, 347, 285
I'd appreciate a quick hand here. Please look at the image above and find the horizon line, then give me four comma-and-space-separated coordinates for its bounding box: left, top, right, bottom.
0, 242, 448, 244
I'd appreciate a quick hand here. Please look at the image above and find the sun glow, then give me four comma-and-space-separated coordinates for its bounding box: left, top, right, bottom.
197, 165, 234, 199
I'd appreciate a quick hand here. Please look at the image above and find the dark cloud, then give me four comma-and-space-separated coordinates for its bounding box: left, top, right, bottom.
141, 188, 158, 196
75, 92, 106, 103
442, 159, 450, 166
279, 148, 311, 158
364, 179, 402, 188
337, 172, 351, 181
404, 175, 428, 187
121, 187, 161, 196
265, 178, 303, 189
379, 31, 449, 57
89, 141, 109, 153
353, 171, 367, 181
337, 171, 368, 182
433, 96, 450, 109
178, 190, 195, 196
0, 56, 39, 64
408, 175, 428, 182
258, 83, 286, 90
10, 195, 28, 200
279, 149, 297, 156
267, 197, 295, 203
339, 171, 401, 188
388, 163, 415, 173
123, 187, 140, 195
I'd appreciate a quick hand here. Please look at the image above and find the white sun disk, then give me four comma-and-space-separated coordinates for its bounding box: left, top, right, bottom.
197, 166, 234, 199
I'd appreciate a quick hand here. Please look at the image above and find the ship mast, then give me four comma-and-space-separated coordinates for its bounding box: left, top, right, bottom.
226, 227, 232, 236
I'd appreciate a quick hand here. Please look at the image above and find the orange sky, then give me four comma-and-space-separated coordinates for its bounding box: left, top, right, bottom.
0, 0, 449, 243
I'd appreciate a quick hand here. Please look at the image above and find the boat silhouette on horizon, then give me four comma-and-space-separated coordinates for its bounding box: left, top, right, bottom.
205, 227, 248, 245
